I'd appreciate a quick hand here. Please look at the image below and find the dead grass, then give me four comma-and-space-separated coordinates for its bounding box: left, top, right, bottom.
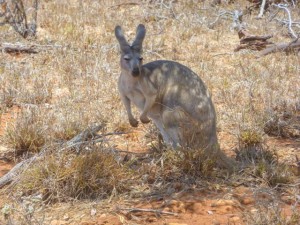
244, 202, 300, 225
0, 0, 299, 224
15, 146, 132, 202
235, 136, 295, 187
4, 107, 48, 154
155, 147, 218, 181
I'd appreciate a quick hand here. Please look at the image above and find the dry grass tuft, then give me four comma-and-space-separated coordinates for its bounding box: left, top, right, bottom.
245, 203, 300, 225
235, 142, 294, 187
16, 146, 132, 202
152, 148, 218, 183
4, 108, 48, 154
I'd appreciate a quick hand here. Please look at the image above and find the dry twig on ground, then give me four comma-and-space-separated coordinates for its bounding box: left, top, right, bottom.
258, 38, 300, 56
232, 10, 274, 51
117, 207, 178, 216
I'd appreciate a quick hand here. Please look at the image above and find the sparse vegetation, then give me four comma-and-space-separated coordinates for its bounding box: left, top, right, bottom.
0, 0, 299, 224
245, 203, 300, 225
16, 147, 132, 202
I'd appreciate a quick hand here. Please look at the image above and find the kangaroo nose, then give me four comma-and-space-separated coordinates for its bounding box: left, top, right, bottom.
132, 68, 140, 77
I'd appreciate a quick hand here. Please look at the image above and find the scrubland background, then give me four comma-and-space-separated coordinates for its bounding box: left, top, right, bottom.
0, 0, 299, 224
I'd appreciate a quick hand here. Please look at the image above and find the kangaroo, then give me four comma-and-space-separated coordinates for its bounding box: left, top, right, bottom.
115, 24, 219, 153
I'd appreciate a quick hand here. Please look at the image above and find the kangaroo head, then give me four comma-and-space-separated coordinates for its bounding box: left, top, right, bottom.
115, 24, 146, 77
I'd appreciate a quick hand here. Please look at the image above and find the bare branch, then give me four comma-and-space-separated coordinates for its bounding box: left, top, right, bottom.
257, 0, 267, 18
258, 38, 300, 57
0, 42, 63, 54
274, 3, 298, 39
1, 42, 38, 53
117, 207, 178, 216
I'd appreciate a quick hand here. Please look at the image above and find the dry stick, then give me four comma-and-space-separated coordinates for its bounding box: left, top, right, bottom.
0, 124, 103, 189
118, 207, 178, 216
208, 11, 229, 29
257, 0, 267, 18
59, 130, 127, 154
258, 38, 300, 57
1, 42, 38, 53
274, 3, 298, 39
1, 42, 62, 54
108, 1, 140, 9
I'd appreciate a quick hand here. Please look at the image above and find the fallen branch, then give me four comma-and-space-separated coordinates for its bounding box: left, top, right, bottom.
108, 1, 140, 9
0, 124, 104, 188
258, 38, 300, 56
1, 42, 63, 54
235, 33, 274, 51
232, 10, 274, 52
60, 130, 126, 154
117, 207, 178, 216
1, 42, 38, 53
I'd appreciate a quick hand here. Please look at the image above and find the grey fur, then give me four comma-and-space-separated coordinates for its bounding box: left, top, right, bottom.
115, 24, 218, 151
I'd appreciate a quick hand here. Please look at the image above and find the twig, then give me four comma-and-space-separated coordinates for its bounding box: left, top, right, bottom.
275, 18, 300, 26
1, 42, 38, 53
257, 0, 267, 18
108, 1, 140, 9
1, 42, 63, 54
118, 207, 178, 216
208, 11, 228, 29
59, 130, 127, 153
274, 3, 298, 39
258, 38, 300, 57
145, 50, 164, 59
232, 10, 244, 32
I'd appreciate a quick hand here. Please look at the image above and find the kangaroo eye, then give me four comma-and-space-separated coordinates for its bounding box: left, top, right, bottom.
139, 57, 143, 61
123, 56, 130, 61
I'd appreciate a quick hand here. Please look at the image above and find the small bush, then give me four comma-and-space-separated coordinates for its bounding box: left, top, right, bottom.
17, 147, 132, 202
239, 129, 264, 148
235, 145, 294, 187
156, 148, 218, 182
4, 108, 48, 155
245, 203, 300, 225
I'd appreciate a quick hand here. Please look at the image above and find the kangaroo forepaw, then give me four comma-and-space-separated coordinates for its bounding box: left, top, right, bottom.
129, 118, 139, 127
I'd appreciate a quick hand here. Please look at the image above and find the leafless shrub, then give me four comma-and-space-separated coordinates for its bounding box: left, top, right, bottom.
0, 0, 38, 38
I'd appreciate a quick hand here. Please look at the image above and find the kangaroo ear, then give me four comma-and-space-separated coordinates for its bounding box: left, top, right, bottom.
131, 24, 146, 52
115, 25, 130, 53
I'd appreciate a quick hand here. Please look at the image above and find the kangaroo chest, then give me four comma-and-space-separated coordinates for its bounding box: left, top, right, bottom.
127, 88, 145, 111
119, 78, 145, 111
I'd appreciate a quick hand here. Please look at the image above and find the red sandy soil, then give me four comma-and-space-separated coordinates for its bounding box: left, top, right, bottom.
0, 108, 299, 225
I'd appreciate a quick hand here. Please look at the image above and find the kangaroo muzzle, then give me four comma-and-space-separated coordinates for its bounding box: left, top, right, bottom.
132, 68, 140, 77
